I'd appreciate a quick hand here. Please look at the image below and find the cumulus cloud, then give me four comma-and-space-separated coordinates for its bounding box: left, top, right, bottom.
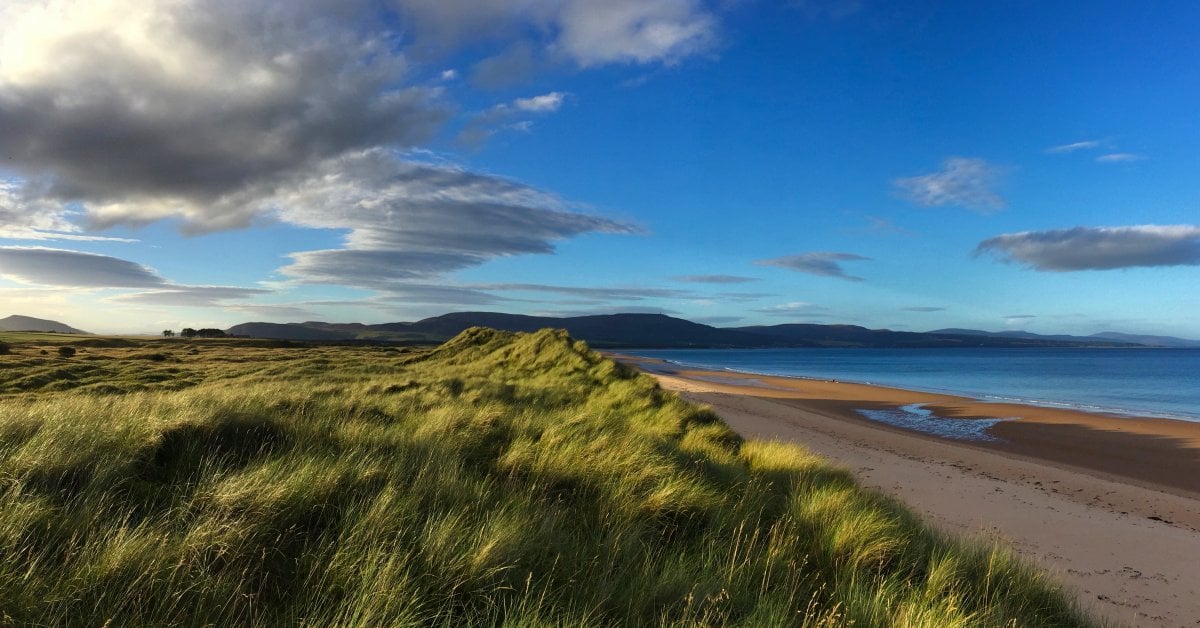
976, 225, 1200, 271
0, 0, 446, 232
893, 157, 1006, 213
672, 274, 758, 284
1, 0, 693, 294
514, 92, 568, 112
756, 252, 870, 281
1045, 140, 1102, 154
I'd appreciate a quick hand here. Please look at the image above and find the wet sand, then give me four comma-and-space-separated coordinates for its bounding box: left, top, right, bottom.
616, 355, 1200, 627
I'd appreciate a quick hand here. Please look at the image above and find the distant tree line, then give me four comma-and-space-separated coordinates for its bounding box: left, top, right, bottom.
177, 328, 227, 338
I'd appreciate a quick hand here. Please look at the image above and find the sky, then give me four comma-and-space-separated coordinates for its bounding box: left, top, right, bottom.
1, 0, 1198, 337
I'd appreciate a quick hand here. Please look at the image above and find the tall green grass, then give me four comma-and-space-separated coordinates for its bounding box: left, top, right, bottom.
0, 328, 1089, 626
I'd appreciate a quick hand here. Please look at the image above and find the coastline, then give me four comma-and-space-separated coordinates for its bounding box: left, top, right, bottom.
614, 354, 1200, 626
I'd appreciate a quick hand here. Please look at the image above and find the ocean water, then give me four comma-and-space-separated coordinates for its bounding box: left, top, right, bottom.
626, 348, 1200, 423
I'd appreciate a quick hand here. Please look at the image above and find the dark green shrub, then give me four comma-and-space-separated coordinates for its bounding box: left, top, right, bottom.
0, 341, 9, 355
57, 346, 76, 358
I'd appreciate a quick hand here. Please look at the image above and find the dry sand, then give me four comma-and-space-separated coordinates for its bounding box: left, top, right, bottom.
616, 356, 1200, 627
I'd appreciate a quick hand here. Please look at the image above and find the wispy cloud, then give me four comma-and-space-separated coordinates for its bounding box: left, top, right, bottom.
1095, 153, 1145, 163
1044, 140, 1103, 154
751, 302, 832, 317
0, 247, 269, 308
477, 283, 691, 301
893, 157, 1006, 213
902, 306, 945, 312
111, 287, 272, 307
672, 274, 759, 284
976, 225, 1200, 271
459, 92, 572, 146
756, 252, 870, 281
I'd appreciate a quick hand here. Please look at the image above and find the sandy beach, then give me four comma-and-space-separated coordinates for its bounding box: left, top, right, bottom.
616, 355, 1200, 627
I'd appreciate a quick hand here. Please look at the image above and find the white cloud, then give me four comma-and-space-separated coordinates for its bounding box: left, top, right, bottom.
391, 0, 719, 67
514, 92, 568, 112
459, 92, 572, 146
1045, 140, 1102, 154
0, 0, 674, 289
976, 225, 1200, 271
752, 302, 831, 317
1096, 153, 1145, 163
554, 0, 718, 67
756, 252, 870, 281
270, 150, 636, 290
893, 157, 1006, 213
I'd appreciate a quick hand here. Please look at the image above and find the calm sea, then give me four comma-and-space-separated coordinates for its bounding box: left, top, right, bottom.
625, 348, 1200, 423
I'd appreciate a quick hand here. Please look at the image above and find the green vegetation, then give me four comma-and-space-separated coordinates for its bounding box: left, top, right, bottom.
0, 329, 1088, 626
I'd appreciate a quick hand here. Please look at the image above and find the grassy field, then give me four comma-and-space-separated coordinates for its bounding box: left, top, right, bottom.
0, 328, 1089, 626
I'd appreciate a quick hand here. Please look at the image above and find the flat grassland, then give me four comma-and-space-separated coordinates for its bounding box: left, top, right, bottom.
0, 329, 1089, 626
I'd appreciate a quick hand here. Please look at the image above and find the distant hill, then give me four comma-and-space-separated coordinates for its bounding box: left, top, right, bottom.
1088, 331, 1200, 349
732, 324, 1132, 348
931, 328, 1200, 348
226, 312, 1159, 348
0, 315, 88, 334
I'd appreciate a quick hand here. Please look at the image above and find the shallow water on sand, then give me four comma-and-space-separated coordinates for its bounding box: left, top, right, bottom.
857, 404, 1012, 441
627, 348, 1200, 422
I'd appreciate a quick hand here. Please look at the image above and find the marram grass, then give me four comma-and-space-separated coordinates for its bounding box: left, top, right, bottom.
0, 328, 1090, 626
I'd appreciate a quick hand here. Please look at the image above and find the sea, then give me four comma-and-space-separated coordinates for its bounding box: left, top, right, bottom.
625, 348, 1200, 424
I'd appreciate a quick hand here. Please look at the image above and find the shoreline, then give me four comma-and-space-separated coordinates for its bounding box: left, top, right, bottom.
631, 353, 1200, 424
616, 354, 1200, 497
614, 354, 1200, 626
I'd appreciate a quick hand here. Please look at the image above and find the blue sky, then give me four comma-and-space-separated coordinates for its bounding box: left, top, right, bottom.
1, 0, 1198, 336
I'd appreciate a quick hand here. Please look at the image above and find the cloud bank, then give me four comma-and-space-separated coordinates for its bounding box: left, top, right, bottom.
0, 0, 715, 296
976, 225, 1200, 271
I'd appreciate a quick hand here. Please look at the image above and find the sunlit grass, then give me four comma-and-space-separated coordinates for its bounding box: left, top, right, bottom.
0, 328, 1089, 625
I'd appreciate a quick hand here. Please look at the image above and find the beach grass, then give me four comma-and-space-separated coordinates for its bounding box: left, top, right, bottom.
0, 328, 1090, 626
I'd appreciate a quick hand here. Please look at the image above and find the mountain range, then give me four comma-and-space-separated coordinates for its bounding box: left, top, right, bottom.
227, 312, 1200, 349
5, 312, 1195, 349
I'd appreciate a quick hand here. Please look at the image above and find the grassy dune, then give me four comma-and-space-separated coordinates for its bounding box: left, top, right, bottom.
0, 328, 1088, 626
